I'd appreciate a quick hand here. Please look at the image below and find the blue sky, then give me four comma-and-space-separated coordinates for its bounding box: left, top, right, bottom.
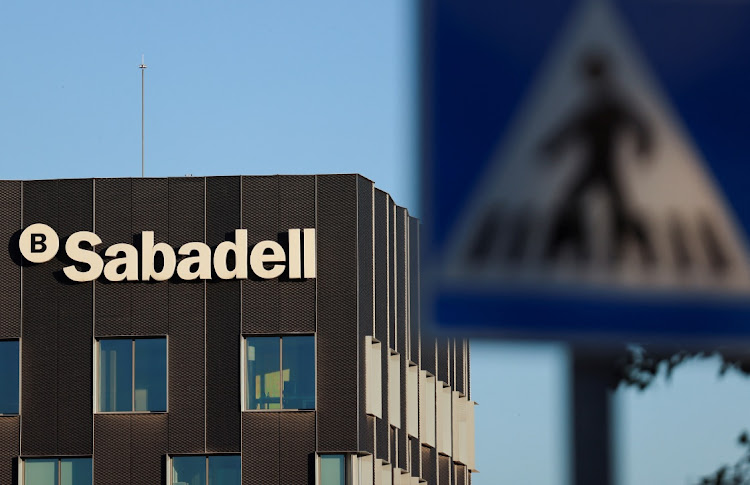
3, 1, 750, 484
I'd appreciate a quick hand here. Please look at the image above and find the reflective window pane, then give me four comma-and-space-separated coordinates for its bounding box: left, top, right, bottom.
282, 336, 315, 410
99, 339, 132, 412
319, 455, 345, 485
208, 455, 241, 485
25, 459, 57, 485
172, 456, 206, 485
246, 337, 280, 410
60, 458, 92, 485
0, 340, 19, 414
134, 338, 167, 411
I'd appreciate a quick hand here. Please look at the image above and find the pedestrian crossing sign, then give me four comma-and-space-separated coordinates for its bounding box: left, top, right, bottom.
421, 0, 750, 340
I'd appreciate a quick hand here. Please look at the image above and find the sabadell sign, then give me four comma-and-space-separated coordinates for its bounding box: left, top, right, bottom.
18, 223, 316, 283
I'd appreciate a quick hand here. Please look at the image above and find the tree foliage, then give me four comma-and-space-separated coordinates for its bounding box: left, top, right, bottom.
616, 346, 750, 485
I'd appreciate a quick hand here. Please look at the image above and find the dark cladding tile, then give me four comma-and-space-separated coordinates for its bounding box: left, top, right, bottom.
131, 414, 168, 485
56, 179, 93, 455
242, 412, 279, 484
374, 189, 390, 462
131, 178, 169, 335
242, 176, 279, 334
0, 181, 20, 339
358, 176, 375, 454
0, 417, 19, 485
167, 177, 206, 454
422, 446, 437, 485
316, 175, 359, 452
409, 218, 420, 366
279, 175, 316, 333
21, 180, 58, 456
280, 412, 315, 485
94, 178, 133, 336
94, 414, 131, 485
206, 176, 242, 453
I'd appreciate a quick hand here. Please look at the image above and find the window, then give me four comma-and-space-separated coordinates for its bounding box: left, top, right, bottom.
97, 337, 167, 412
23, 457, 92, 485
318, 455, 345, 485
244, 336, 315, 410
0, 340, 19, 414
170, 455, 241, 485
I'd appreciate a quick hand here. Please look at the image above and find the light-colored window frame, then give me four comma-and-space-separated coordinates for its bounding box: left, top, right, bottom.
94, 336, 169, 414
241, 334, 316, 412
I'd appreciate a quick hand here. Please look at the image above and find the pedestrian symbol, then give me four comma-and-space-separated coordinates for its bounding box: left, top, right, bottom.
443, 0, 750, 295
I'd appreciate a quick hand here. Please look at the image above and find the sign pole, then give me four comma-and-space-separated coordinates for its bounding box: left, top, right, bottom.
139, 55, 147, 178
571, 350, 614, 485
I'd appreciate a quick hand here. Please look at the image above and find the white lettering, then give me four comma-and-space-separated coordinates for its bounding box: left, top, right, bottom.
17, 225, 317, 282
19, 223, 59, 263
141, 231, 177, 281
63, 231, 104, 282
214, 229, 248, 280
288, 229, 302, 279
104, 243, 139, 281
177, 242, 212, 280
250, 241, 286, 279
304, 228, 316, 278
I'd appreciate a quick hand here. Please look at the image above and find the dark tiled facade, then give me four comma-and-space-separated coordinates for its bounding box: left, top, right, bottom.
0, 175, 475, 484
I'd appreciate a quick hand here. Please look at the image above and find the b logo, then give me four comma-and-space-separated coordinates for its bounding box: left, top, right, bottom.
19, 224, 59, 263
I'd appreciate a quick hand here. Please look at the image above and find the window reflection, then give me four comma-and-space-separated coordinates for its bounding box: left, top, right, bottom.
247, 337, 281, 410
208, 455, 241, 484
135, 338, 167, 411
98, 338, 166, 412
171, 455, 240, 485
24, 458, 92, 485
282, 336, 315, 410
245, 335, 315, 411
172, 456, 205, 485
60, 458, 92, 485
0, 340, 19, 414
99, 339, 132, 412
24, 459, 57, 485
319, 455, 345, 485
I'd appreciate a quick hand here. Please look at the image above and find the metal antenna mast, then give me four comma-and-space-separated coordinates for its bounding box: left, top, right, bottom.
139, 55, 147, 177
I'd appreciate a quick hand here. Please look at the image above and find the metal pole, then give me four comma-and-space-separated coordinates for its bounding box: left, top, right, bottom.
139, 55, 147, 177
572, 349, 614, 485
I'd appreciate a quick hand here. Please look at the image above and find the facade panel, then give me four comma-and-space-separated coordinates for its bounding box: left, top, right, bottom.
396, 207, 408, 470
242, 412, 280, 485
21, 180, 59, 456
56, 179, 94, 455
280, 411, 316, 485
95, 178, 133, 336
206, 176, 242, 453
0, 181, 20, 340
242, 176, 279, 334
374, 189, 391, 463
316, 174, 359, 452
131, 414, 168, 485
167, 177, 206, 454
131, 178, 169, 336
408, 218, 420, 367
94, 414, 131, 485
0, 417, 19, 485
279, 175, 316, 334
358, 176, 375, 454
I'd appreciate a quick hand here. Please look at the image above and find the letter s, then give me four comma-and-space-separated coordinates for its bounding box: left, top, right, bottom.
63, 231, 104, 282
